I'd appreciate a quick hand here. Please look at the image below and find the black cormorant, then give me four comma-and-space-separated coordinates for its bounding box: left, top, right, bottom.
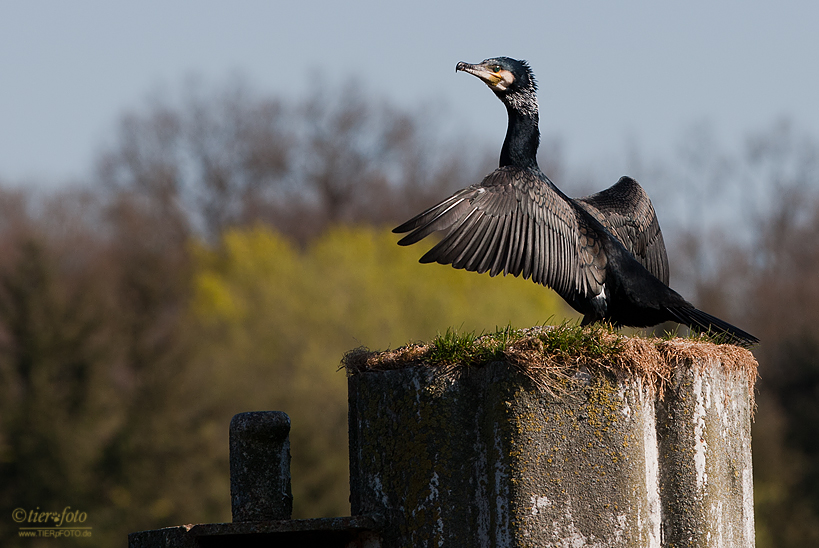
393, 57, 758, 347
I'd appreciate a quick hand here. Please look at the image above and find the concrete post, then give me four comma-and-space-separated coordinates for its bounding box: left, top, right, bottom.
656, 359, 756, 546
229, 411, 293, 521
347, 341, 756, 547
130, 410, 383, 547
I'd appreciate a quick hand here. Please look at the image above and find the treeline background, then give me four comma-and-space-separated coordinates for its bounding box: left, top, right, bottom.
1, 79, 818, 547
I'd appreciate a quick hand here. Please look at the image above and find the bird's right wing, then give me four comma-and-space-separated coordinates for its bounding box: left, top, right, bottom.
393, 167, 607, 303
575, 176, 669, 285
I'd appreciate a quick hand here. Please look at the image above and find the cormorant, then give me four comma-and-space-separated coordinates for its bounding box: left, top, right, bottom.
393, 57, 758, 347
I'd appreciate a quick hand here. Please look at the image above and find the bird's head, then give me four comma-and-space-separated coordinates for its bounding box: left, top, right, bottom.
457, 56, 540, 166
456, 57, 537, 100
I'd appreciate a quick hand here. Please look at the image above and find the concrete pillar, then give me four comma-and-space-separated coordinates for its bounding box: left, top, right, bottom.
229, 411, 293, 522
347, 341, 756, 547
130, 407, 382, 547
657, 359, 756, 546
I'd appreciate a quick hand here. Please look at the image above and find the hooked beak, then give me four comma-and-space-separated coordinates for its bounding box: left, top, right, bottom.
455, 61, 504, 87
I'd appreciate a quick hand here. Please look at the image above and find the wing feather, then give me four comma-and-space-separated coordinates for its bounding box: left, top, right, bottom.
394, 166, 608, 303
473, 215, 500, 273
576, 176, 669, 285
489, 215, 511, 277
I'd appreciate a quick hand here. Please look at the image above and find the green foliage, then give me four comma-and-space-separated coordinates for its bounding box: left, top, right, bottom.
0, 240, 116, 540
0, 201, 227, 548
190, 224, 570, 517
2, 87, 816, 546
753, 334, 819, 546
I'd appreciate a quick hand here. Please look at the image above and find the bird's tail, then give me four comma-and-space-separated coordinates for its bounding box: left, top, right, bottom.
665, 306, 759, 348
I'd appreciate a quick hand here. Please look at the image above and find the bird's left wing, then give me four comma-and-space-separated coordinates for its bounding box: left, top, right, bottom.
393, 167, 607, 303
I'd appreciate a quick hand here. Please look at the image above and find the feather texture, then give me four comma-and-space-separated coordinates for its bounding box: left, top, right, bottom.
393, 56, 758, 347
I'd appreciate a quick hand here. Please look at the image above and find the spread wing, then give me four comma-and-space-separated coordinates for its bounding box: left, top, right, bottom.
575, 176, 669, 285
393, 166, 607, 303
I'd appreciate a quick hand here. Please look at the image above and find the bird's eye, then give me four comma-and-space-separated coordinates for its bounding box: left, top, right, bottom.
492, 65, 501, 73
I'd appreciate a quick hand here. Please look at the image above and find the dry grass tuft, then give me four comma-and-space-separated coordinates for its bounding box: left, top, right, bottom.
342, 325, 758, 404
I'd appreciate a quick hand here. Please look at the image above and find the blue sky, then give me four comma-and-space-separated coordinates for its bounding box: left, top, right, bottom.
1, 1, 817, 187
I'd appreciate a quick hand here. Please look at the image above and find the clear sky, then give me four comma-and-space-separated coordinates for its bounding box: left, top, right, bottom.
1, 1, 817, 187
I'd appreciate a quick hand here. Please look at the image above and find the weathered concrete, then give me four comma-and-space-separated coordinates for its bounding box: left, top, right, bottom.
128, 515, 383, 547
348, 355, 755, 547
129, 335, 756, 547
130, 411, 383, 547
656, 358, 756, 547
229, 411, 293, 521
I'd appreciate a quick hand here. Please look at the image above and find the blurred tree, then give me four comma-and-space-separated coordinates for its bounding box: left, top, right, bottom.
190, 224, 570, 517
0, 189, 228, 547
747, 190, 819, 547
95, 78, 489, 242
754, 335, 819, 546
667, 121, 819, 547
0, 77, 567, 544
3, 70, 819, 547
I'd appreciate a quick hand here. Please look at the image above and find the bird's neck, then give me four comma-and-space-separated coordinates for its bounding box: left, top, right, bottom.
499, 102, 540, 169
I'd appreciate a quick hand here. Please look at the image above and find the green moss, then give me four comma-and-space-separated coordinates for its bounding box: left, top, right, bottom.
534, 322, 623, 358
427, 324, 521, 365
426, 323, 623, 368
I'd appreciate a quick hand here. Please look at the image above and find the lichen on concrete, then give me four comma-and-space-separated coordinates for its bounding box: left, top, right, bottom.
346, 328, 757, 547
342, 325, 757, 405
656, 356, 756, 547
